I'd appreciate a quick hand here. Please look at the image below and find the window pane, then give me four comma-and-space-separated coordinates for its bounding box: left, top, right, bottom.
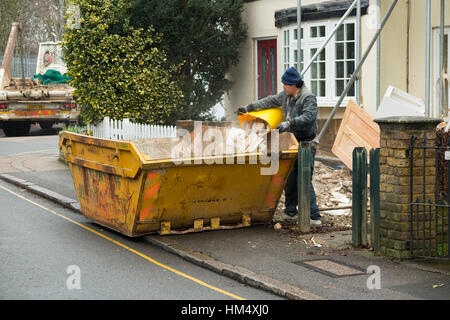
294, 29, 298, 40
270, 47, 276, 95
319, 80, 326, 97
284, 48, 287, 65
347, 81, 355, 96
336, 80, 344, 96
346, 23, 355, 41
285, 30, 290, 44
320, 62, 326, 79
262, 48, 267, 95
312, 63, 318, 79
347, 61, 355, 76
311, 26, 317, 38
311, 48, 317, 56
336, 61, 344, 78
320, 26, 326, 37
320, 49, 326, 61
444, 34, 448, 72
294, 49, 298, 63
336, 43, 344, 60
347, 42, 355, 59
311, 81, 318, 95
336, 25, 344, 41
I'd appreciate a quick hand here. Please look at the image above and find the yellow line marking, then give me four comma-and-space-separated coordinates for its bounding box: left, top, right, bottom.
0, 184, 245, 300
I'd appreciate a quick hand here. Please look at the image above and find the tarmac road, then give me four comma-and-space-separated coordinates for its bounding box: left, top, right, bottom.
0, 126, 283, 300
0, 179, 281, 300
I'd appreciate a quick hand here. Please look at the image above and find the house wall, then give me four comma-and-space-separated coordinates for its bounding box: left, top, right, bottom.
225, 0, 379, 119
224, 0, 297, 119
225, 0, 449, 151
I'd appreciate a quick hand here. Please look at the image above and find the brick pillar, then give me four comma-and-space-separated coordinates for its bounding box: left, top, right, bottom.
373, 116, 442, 259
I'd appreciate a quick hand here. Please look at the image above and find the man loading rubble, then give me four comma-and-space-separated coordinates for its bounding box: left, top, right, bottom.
238, 66, 321, 226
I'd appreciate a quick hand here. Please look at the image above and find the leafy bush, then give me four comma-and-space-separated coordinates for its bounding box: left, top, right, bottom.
62, 0, 183, 125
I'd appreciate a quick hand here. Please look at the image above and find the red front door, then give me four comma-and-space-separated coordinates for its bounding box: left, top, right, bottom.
257, 39, 277, 99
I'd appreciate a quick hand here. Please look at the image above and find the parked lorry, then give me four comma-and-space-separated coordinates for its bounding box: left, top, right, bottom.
0, 23, 79, 136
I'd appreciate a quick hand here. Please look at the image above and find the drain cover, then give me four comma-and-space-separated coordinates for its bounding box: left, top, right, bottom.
293, 259, 366, 278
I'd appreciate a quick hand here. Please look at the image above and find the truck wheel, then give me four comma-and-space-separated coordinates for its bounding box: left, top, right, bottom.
3, 122, 30, 137
18, 122, 31, 135
3, 123, 17, 136
39, 122, 53, 130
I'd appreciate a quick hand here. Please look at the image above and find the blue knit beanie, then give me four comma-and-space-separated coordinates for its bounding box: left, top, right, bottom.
281, 67, 303, 86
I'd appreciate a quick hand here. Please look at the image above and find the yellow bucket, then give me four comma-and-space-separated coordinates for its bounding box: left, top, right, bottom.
238, 107, 284, 129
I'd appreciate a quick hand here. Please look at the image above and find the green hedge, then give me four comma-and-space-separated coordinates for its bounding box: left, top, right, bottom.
62, 0, 183, 125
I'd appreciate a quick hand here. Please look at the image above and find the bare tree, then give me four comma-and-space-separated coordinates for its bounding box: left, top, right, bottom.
0, 0, 67, 56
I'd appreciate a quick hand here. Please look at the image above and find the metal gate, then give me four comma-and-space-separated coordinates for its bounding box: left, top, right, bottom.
408, 134, 449, 259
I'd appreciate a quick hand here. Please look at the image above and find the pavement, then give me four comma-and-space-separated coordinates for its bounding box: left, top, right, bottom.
1, 133, 450, 300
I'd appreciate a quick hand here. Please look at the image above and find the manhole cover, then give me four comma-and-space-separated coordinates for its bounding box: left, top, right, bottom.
293, 259, 366, 278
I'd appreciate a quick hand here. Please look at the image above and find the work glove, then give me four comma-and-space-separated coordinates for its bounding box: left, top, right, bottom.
237, 106, 248, 114
276, 121, 290, 133
237, 104, 255, 115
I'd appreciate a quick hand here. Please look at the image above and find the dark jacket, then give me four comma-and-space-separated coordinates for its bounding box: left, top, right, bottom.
250, 86, 318, 141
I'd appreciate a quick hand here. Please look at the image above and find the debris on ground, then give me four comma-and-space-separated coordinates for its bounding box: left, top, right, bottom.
272, 156, 353, 235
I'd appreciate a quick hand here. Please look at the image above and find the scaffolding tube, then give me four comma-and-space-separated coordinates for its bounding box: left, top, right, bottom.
301, 0, 358, 77
316, 0, 399, 144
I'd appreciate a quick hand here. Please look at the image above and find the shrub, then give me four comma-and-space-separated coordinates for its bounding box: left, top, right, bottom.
62, 0, 183, 125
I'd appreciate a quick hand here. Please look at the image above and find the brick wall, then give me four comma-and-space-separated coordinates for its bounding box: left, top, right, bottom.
374, 117, 442, 259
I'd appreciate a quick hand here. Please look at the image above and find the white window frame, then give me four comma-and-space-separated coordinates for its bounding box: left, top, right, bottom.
432, 26, 449, 117
282, 17, 356, 107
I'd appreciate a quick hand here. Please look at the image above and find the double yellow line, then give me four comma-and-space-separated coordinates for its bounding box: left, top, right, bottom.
0, 184, 245, 300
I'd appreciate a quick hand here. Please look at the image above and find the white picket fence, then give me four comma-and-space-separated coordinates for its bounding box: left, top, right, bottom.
87, 117, 176, 140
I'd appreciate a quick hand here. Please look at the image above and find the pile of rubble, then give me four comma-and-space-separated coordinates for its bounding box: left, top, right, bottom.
273, 158, 353, 234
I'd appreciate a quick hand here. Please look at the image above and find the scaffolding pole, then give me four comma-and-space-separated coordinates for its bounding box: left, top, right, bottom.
376, 0, 381, 109
297, 0, 302, 71
356, 0, 361, 105
440, 0, 446, 117
425, 0, 431, 117
316, 0, 399, 144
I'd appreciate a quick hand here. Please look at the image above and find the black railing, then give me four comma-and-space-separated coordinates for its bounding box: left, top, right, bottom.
408, 135, 449, 260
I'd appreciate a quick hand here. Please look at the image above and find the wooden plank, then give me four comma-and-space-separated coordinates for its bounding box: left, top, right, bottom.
332, 100, 380, 170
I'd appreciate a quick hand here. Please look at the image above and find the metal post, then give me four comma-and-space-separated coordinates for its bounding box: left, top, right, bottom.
425, 0, 431, 117
352, 147, 367, 247
317, 0, 399, 144
376, 0, 381, 109
440, 0, 446, 118
448, 138, 450, 258
370, 148, 380, 252
356, 0, 361, 105
297, 0, 302, 71
297, 142, 311, 233
301, 0, 358, 77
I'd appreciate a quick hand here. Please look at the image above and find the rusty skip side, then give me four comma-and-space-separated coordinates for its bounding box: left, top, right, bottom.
60, 131, 298, 237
